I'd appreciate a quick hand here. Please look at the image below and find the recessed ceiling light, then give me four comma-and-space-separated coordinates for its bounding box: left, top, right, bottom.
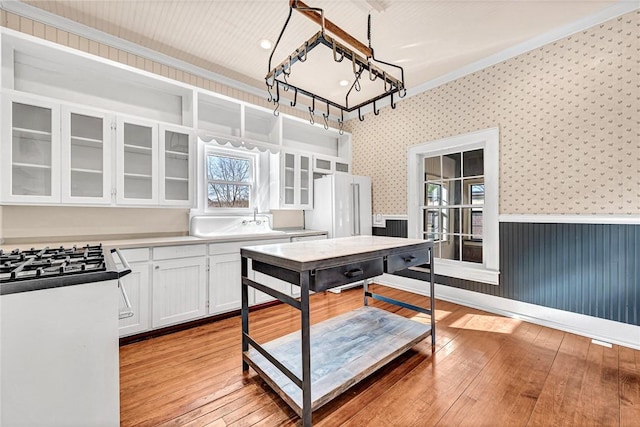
259, 39, 273, 50
339, 79, 350, 87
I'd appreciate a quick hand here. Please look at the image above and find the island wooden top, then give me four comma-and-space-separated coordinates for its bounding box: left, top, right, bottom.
241, 235, 430, 272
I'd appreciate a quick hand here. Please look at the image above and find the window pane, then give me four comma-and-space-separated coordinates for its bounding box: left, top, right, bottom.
425, 183, 441, 206
462, 207, 483, 237
462, 239, 483, 263
463, 181, 484, 205
442, 179, 461, 205
424, 209, 440, 234
442, 152, 461, 179
424, 156, 441, 180
463, 149, 484, 177
472, 211, 483, 238
207, 155, 250, 182
440, 208, 460, 235
440, 235, 461, 260
208, 183, 249, 208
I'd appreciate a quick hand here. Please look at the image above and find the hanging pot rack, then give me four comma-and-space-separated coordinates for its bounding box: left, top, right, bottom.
265, 0, 406, 128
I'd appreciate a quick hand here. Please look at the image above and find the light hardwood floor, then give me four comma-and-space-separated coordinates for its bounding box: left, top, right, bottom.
120, 285, 640, 426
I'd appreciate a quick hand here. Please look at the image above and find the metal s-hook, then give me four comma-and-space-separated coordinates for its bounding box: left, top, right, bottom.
390, 92, 397, 109
282, 56, 291, 76
399, 87, 407, 98
266, 84, 274, 103
368, 62, 377, 81
358, 108, 364, 122
273, 81, 280, 116
373, 100, 379, 115
322, 101, 330, 130
338, 109, 344, 135
308, 96, 315, 125
298, 42, 308, 62
290, 87, 298, 107
332, 40, 344, 62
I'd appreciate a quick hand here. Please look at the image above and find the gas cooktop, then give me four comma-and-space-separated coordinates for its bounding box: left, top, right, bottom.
0, 244, 129, 295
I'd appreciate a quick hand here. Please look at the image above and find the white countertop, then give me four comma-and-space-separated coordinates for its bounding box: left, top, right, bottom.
242, 235, 427, 263
0, 229, 327, 251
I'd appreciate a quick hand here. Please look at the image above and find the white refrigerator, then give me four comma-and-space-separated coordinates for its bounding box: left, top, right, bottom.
305, 174, 372, 239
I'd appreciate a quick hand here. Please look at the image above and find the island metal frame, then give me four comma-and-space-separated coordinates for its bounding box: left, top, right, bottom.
240, 237, 434, 426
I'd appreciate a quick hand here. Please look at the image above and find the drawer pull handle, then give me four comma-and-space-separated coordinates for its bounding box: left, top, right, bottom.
403, 255, 417, 262
343, 268, 364, 278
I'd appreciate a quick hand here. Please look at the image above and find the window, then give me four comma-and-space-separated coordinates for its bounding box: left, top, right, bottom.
407, 128, 499, 285
422, 149, 484, 263
206, 150, 254, 209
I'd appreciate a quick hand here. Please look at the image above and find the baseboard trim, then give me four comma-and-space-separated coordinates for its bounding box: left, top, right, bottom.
376, 274, 640, 350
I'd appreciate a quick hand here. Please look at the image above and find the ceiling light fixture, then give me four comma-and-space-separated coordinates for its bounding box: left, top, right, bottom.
259, 39, 273, 50
265, 0, 406, 132
339, 79, 350, 87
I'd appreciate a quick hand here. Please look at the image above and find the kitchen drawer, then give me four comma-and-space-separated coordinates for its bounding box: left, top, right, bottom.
119, 247, 150, 263
153, 244, 206, 260
385, 249, 429, 274
312, 258, 383, 292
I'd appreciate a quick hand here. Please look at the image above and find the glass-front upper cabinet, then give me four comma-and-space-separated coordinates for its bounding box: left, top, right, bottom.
116, 116, 158, 205
61, 107, 112, 204
1, 95, 61, 203
274, 151, 312, 210
159, 124, 193, 206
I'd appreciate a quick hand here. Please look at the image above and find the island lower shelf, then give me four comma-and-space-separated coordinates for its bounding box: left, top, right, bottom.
243, 306, 432, 416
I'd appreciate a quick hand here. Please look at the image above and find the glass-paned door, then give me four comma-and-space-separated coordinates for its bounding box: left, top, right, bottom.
116, 117, 158, 204
160, 125, 192, 206
61, 107, 111, 204
2, 97, 60, 202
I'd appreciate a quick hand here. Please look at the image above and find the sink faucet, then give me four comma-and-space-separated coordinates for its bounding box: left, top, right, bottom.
242, 208, 262, 225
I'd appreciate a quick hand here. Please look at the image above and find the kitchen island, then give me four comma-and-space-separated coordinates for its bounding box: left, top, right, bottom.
240, 236, 434, 426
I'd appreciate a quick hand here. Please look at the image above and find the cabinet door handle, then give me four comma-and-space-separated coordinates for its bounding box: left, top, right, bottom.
343, 268, 363, 278
403, 255, 417, 263
155, 265, 160, 270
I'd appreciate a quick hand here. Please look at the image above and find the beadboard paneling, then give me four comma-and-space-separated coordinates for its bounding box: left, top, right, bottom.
381, 221, 639, 326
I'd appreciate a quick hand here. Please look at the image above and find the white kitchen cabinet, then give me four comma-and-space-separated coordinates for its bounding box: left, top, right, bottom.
0, 94, 61, 203
117, 248, 151, 337
1, 280, 120, 426
152, 256, 207, 328
116, 116, 159, 205
208, 252, 243, 314
270, 151, 312, 209
253, 270, 292, 304
159, 124, 194, 206
61, 106, 113, 204
312, 154, 351, 175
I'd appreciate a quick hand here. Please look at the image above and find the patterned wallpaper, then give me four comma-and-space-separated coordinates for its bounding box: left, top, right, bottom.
346, 10, 639, 216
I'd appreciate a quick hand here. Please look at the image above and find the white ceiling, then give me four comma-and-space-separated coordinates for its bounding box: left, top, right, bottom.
14, 0, 628, 107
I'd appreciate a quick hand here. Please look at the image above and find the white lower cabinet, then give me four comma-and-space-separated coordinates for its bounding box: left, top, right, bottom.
117, 248, 151, 337
253, 271, 293, 304
151, 256, 207, 328
118, 262, 151, 336
208, 252, 243, 314
115, 236, 326, 335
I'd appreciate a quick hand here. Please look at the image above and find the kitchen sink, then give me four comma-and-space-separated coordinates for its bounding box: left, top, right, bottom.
189, 214, 285, 238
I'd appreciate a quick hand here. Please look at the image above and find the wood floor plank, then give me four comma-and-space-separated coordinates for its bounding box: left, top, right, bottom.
119, 285, 640, 427
432, 317, 563, 427
620, 345, 640, 427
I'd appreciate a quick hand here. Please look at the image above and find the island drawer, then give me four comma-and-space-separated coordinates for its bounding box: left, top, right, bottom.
386, 250, 429, 273
313, 258, 383, 292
